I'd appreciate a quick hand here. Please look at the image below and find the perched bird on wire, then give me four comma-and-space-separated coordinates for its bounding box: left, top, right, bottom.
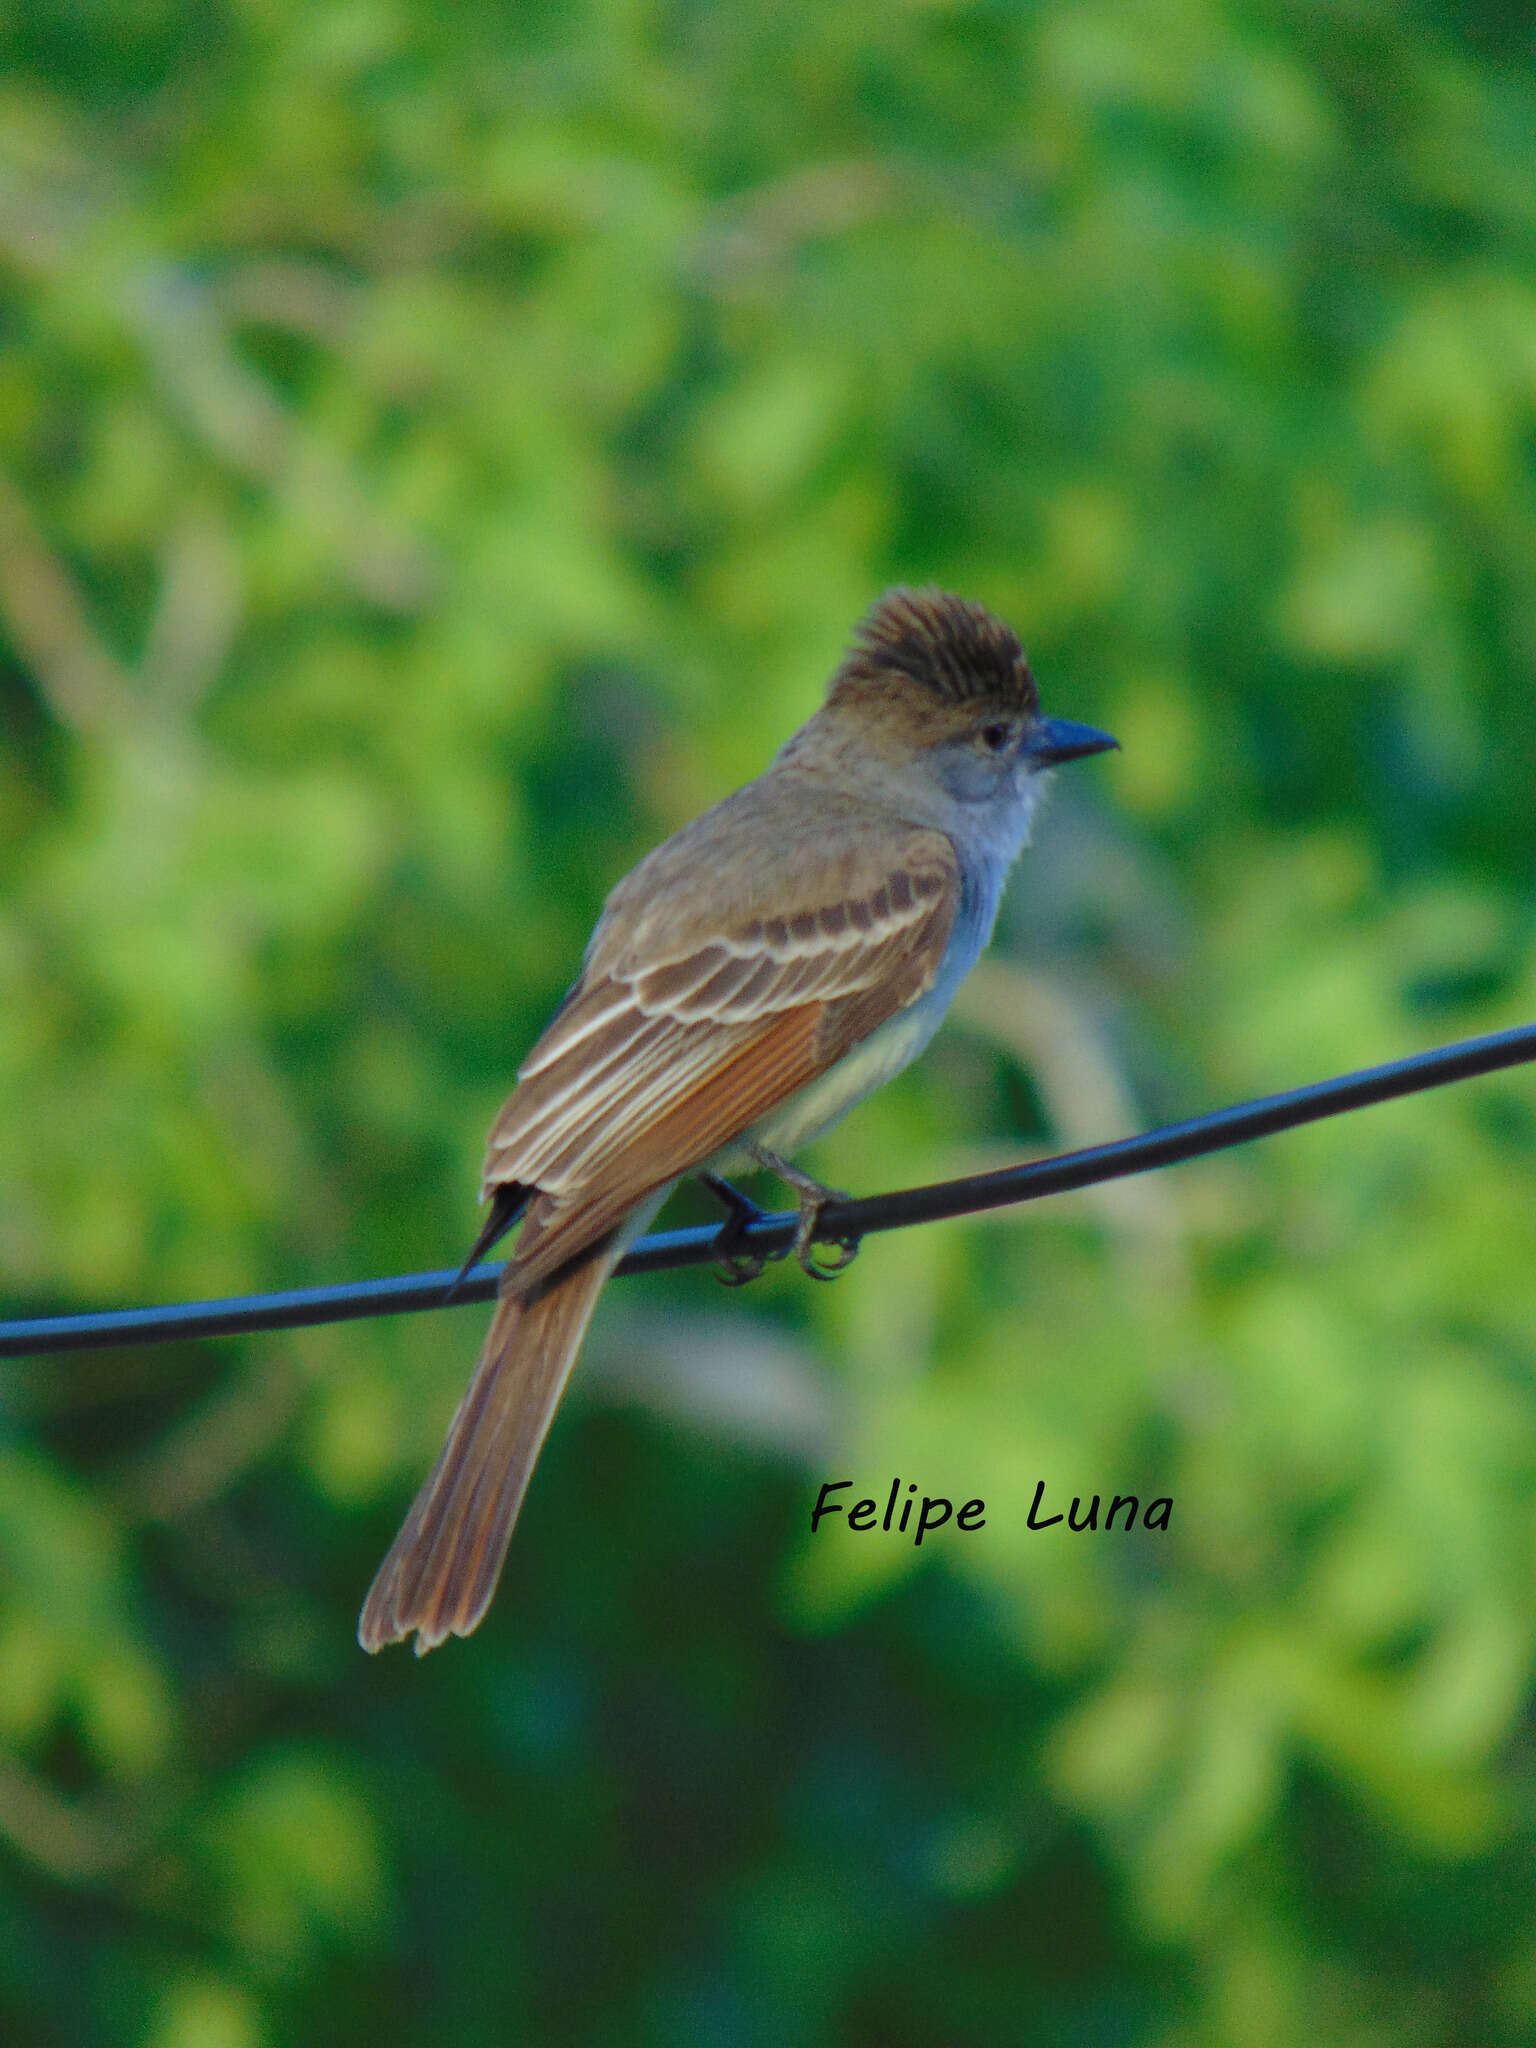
359, 588, 1117, 1653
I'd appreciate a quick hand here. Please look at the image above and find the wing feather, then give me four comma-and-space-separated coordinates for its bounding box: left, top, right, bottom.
503, 1011, 691, 1164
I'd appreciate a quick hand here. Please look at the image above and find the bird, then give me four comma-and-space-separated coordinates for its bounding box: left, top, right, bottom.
359, 587, 1117, 1653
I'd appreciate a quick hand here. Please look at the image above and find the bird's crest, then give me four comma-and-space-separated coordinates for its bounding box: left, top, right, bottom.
831, 587, 1039, 714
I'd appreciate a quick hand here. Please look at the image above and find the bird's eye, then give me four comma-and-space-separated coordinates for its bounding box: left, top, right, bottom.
980, 723, 1011, 753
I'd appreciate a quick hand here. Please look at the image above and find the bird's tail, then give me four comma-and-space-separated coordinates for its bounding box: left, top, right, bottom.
358, 1245, 617, 1655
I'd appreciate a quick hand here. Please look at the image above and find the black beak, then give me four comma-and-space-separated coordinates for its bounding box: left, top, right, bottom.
1025, 716, 1119, 767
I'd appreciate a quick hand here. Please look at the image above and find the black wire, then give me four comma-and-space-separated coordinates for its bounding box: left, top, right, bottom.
4, 1019, 1535, 1359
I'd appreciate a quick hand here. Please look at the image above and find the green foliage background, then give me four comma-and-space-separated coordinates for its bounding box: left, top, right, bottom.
3, 2, 1536, 2042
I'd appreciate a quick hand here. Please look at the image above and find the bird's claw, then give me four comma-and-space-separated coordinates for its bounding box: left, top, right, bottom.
700, 1172, 774, 1287
799, 1231, 861, 1280
741, 1148, 862, 1284
790, 1190, 861, 1281
715, 1247, 768, 1287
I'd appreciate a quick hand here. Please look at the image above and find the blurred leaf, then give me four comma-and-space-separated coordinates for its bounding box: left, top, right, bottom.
198, 1749, 386, 1974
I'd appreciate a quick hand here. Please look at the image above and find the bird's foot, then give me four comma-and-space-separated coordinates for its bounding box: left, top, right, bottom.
748, 1148, 861, 1281
698, 1172, 774, 1287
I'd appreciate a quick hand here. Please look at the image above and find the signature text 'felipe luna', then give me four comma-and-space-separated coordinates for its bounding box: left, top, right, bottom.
811, 1478, 1173, 1545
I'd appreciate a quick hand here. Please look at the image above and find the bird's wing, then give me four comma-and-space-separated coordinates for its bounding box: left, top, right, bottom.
483, 829, 959, 1292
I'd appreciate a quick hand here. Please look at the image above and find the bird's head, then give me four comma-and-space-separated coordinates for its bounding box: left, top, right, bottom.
808, 587, 1117, 831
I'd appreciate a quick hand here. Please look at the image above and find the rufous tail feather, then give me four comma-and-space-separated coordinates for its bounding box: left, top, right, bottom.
358, 1247, 615, 1654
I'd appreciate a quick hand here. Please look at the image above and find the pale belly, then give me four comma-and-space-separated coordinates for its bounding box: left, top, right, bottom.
732, 996, 947, 1163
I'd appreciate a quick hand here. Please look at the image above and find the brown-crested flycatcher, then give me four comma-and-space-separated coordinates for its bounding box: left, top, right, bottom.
360, 589, 1117, 1653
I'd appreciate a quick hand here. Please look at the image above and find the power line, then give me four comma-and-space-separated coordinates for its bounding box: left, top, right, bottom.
4, 1019, 1535, 1360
